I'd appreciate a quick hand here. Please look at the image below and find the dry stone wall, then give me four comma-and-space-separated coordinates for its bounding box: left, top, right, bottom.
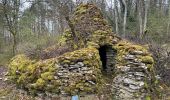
55, 47, 103, 95
7, 3, 157, 99
8, 48, 103, 96
112, 41, 155, 100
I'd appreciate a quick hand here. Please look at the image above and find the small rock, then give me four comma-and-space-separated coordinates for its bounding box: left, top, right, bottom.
77, 62, 84, 67
88, 80, 96, 85
57, 73, 63, 76
59, 75, 69, 78
37, 93, 45, 97
85, 70, 93, 74
16, 70, 20, 75
124, 55, 135, 60
69, 67, 77, 70
54, 76, 58, 79
139, 65, 147, 69
124, 78, 135, 84
58, 70, 68, 73
63, 64, 69, 67
129, 84, 140, 90
81, 67, 88, 71
155, 75, 161, 79
60, 91, 69, 95
130, 50, 144, 55
70, 64, 79, 68
134, 72, 145, 77
128, 61, 141, 66
139, 82, 144, 87
121, 66, 130, 72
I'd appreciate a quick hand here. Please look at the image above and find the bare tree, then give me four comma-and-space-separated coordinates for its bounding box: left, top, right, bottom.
167, 0, 170, 35
114, 0, 119, 34
121, 0, 127, 37
2, 0, 20, 55
137, 0, 143, 38
48, 0, 78, 42
143, 0, 150, 35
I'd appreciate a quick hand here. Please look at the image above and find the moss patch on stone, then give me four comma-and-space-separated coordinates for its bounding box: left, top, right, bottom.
113, 40, 152, 66
139, 56, 154, 64
7, 47, 104, 95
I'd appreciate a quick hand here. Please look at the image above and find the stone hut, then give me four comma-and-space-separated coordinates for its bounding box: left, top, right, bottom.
8, 4, 156, 100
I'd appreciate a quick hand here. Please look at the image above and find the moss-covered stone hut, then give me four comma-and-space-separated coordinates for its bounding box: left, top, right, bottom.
7, 4, 156, 99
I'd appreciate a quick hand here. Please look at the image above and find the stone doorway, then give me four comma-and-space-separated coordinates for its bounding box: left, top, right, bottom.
99, 45, 117, 73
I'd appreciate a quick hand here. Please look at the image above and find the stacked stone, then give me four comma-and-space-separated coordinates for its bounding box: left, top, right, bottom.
105, 46, 117, 73
54, 61, 96, 95
54, 47, 102, 95
112, 50, 153, 100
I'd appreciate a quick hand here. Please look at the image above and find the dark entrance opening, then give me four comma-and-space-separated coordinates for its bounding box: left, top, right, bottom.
99, 45, 117, 73
99, 45, 107, 71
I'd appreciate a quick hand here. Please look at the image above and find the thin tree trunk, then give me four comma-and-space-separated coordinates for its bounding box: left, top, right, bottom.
2, 0, 20, 55
143, 0, 150, 35
122, 0, 127, 37
12, 34, 17, 55
65, 16, 78, 43
114, 0, 119, 34
167, 0, 170, 35
138, 0, 143, 38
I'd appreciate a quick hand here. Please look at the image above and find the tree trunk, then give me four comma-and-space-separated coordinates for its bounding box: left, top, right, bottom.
122, 0, 127, 37
137, 0, 143, 38
167, 0, 170, 35
114, 0, 119, 34
12, 34, 17, 55
143, 0, 150, 36
65, 16, 78, 43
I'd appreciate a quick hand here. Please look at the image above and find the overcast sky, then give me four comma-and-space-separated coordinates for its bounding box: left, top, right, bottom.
20, 0, 113, 11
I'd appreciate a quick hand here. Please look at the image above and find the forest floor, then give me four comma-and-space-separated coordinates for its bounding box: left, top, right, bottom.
0, 65, 170, 100
0, 66, 45, 100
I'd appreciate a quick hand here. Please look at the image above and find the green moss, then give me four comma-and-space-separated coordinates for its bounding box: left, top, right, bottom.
8, 54, 35, 81
83, 61, 89, 65
17, 74, 27, 84
63, 60, 70, 63
83, 87, 94, 93
87, 42, 100, 48
41, 72, 54, 80
113, 40, 153, 67
139, 56, 154, 64
146, 95, 151, 100
94, 30, 108, 35
8, 54, 58, 93
74, 4, 87, 15
51, 80, 61, 86
35, 78, 46, 89
75, 8, 87, 15
146, 64, 154, 71
93, 18, 101, 21
144, 81, 149, 88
